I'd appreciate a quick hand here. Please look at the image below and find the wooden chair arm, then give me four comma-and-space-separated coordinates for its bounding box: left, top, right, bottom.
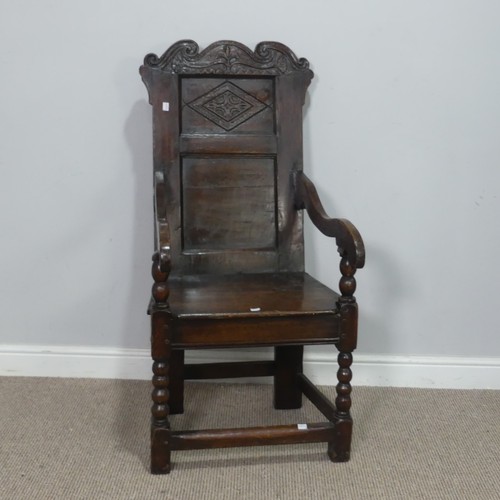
154, 171, 171, 273
294, 171, 365, 269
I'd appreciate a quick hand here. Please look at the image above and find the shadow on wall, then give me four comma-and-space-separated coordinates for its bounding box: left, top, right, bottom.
356, 243, 413, 355
115, 98, 153, 469
301, 73, 413, 357
122, 99, 153, 348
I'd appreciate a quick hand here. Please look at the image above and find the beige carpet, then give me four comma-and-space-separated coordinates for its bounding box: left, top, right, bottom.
0, 377, 499, 499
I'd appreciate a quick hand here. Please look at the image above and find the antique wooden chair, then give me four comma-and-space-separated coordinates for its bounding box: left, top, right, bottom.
140, 40, 365, 474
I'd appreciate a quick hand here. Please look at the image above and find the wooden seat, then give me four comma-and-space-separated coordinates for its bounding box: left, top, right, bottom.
164, 272, 341, 347
140, 40, 365, 473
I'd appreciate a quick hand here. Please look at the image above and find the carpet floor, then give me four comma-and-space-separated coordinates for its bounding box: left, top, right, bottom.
0, 377, 499, 499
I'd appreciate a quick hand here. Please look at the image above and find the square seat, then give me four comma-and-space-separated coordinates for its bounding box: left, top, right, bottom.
166, 273, 341, 348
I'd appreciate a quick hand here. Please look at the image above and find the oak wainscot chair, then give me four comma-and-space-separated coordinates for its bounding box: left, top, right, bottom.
140, 40, 365, 474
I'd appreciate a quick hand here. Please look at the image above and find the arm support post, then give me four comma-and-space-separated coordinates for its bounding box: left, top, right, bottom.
294, 169, 365, 462
154, 171, 171, 274
294, 170, 365, 270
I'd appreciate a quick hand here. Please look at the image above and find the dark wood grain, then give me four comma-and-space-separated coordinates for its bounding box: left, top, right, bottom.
179, 134, 277, 155
169, 350, 184, 415
141, 40, 364, 473
168, 273, 339, 318
171, 423, 336, 450
184, 361, 275, 380
182, 157, 276, 252
274, 345, 303, 409
174, 315, 339, 349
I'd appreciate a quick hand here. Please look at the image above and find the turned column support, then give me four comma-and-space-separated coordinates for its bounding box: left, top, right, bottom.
337, 255, 358, 352
150, 252, 172, 474
151, 251, 170, 308
329, 255, 358, 462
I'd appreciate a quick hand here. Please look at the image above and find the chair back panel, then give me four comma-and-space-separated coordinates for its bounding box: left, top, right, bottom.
141, 41, 313, 275
182, 156, 276, 253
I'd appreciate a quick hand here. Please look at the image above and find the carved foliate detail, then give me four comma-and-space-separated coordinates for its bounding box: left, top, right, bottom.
188, 81, 266, 130
143, 40, 311, 76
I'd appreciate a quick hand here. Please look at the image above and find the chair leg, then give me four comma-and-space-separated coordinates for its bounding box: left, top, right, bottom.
169, 350, 185, 415
150, 311, 171, 474
273, 345, 303, 409
151, 370, 171, 474
328, 351, 353, 462
151, 421, 171, 474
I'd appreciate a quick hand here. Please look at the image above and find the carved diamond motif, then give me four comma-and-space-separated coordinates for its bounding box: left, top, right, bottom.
188, 82, 266, 130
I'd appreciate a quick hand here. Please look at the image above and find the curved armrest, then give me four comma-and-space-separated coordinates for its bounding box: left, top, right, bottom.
154, 171, 171, 272
294, 171, 365, 269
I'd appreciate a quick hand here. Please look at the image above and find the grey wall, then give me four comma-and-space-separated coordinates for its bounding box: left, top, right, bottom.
1, 1, 499, 358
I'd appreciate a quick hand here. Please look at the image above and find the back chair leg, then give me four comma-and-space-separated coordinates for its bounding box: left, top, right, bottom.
169, 349, 185, 415
274, 345, 303, 410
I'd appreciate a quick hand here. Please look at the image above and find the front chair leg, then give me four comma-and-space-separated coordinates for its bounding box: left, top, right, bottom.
328, 351, 353, 462
151, 357, 171, 473
329, 255, 358, 461
150, 309, 172, 473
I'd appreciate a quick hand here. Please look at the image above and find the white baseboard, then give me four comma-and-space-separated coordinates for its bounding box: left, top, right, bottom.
1, 345, 499, 389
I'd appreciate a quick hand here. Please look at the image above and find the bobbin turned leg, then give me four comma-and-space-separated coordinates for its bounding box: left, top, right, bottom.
328, 256, 358, 462
151, 337, 171, 474
150, 253, 172, 474
329, 351, 353, 461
